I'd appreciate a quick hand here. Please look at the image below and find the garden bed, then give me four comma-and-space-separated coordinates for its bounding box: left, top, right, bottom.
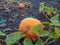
0, 0, 60, 45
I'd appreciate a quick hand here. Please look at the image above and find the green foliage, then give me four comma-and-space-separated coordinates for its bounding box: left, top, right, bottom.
48, 32, 55, 38
35, 39, 43, 45
39, 2, 57, 18
39, 2, 60, 44
39, 2, 56, 14
48, 27, 60, 39
39, 2, 45, 12
30, 24, 44, 36
42, 22, 50, 26
23, 38, 33, 45
40, 31, 49, 37
6, 32, 24, 45
54, 28, 60, 38
50, 14, 60, 26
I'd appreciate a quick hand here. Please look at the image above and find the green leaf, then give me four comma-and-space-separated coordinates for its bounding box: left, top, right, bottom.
49, 32, 55, 38
39, 2, 45, 12
42, 22, 50, 26
35, 39, 43, 45
46, 7, 56, 15
23, 38, 33, 45
39, 2, 57, 15
54, 28, 60, 38
47, 7, 52, 15
40, 31, 49, 37
49, 28, 60, 39
50, 7, 55, 11
30, 24, 44, 36
50, 14, 60, 26
6, 32, 24, 45
0, 31, 6, 36
50, 7, 57, 14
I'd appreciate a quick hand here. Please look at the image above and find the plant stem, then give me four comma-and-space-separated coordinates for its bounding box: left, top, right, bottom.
47, 39, 55, 44
17, 42, 21, 45
43, 12, 51, 22
42, 38, 50, 45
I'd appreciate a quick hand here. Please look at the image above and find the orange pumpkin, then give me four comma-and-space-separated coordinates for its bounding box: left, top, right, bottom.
19, 3, 25, 9
18, 18, 44, 39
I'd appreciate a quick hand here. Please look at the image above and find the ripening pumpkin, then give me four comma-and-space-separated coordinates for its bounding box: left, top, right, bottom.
18, 18, 44, 39
19, 3, 25, 9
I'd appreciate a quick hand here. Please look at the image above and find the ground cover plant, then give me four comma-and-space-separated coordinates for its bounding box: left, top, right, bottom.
0, 0, 60, 45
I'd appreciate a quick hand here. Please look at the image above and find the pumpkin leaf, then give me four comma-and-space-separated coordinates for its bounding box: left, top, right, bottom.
49, 32, 56, 38
47, 7, 52, 15
50, 14, 60, 26
30, 24, 44, 36
39, 2, 45, 12
40, 31, 49, 37
23, 38, 33, 45
6, 32, 24, 45
49, 28, 60, 39
54, 27, 60, 38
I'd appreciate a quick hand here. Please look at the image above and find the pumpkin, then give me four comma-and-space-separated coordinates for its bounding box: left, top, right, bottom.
18, 18, 44, 39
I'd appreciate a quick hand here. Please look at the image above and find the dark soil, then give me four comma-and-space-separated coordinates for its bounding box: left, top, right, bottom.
0, 0, 60, 45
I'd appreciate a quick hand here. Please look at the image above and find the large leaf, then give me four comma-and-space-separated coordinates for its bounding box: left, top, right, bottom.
6, 32, 24, 45
30, 24, 44, 36
23, 38, 33, 45
40, 31, 49, 37
50, 14, 60, 26
0, 31, 6, 36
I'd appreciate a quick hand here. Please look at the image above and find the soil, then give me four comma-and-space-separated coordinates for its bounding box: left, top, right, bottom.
0, 0, 60, 45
